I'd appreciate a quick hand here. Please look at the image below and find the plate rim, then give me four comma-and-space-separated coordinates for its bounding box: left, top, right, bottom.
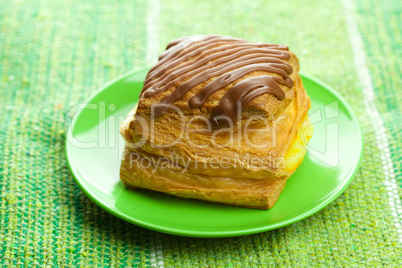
65, 68, 363, 238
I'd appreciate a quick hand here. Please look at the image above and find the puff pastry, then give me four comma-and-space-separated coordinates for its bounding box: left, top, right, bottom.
120, 35, 313, 209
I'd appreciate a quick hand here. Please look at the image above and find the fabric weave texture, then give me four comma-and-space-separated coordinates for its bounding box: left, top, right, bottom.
0, 0, 401, 266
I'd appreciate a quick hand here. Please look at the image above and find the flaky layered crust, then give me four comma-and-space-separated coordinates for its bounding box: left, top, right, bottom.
119, 35, 313, 209
120, 146, 288, 209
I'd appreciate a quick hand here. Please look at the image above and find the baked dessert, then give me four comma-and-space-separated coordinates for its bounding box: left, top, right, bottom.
120, 35, 313, 209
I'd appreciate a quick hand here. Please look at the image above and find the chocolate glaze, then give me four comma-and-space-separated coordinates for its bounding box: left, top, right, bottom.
141, 35, 294, 127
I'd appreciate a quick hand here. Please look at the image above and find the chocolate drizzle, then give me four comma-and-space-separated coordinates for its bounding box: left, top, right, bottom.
141, 35, 294, 128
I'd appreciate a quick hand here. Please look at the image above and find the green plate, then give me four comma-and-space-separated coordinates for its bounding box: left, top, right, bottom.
65, 69, 363, 238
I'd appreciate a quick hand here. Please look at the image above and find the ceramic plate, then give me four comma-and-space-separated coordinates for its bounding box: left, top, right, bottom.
65, 69, 363, 238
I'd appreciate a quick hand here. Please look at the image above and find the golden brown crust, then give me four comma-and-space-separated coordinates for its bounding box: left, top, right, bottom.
119, 36, 313, 209
121, 65, 310, 179
120, 145, 288, 209
136, 49, 299, 123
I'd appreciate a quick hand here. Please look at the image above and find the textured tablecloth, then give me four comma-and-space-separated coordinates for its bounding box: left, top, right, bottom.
1, 0, 401, 266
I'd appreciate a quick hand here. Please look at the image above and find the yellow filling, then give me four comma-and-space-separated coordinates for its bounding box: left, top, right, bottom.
284, 117, 313, 173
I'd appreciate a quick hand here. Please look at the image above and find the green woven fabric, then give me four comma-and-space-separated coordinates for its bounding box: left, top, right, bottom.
1, 0, 401, 266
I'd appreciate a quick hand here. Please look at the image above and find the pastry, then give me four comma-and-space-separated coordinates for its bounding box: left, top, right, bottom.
120, 35, 313, 209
